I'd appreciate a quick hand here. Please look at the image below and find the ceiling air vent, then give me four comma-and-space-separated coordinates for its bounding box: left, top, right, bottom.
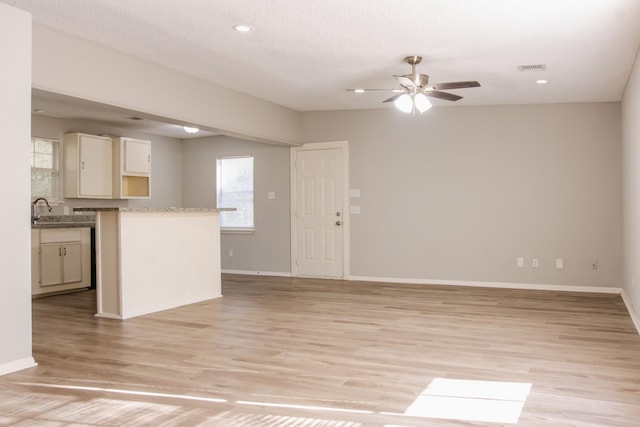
518, 64, 547, 72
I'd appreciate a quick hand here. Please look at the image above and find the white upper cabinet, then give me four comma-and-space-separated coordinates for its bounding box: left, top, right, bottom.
63, 133, 113, 199
122, 138, 151, 174
112, 137, 151, 199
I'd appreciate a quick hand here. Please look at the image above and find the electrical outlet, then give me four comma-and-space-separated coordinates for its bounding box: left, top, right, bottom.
532, 258, 539, 268
555, 258, 564, 269
228, 249, 234, 257
516, 257, 524, 268
591, 260, 598, 270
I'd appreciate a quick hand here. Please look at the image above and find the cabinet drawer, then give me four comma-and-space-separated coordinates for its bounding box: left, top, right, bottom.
40, 228, 84, 243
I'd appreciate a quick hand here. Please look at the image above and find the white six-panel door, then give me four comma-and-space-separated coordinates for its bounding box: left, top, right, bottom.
292, 142, 348, 278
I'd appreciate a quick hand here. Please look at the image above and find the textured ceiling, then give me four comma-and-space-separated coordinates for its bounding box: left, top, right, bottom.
4, 0, 640, 130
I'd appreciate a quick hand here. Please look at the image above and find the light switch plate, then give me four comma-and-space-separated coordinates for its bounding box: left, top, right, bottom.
350, 206, 361, 214
349, 189, 361, 198
267, 191, 276, 199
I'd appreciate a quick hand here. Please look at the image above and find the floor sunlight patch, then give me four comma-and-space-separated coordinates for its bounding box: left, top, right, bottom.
402, 378, 531, 424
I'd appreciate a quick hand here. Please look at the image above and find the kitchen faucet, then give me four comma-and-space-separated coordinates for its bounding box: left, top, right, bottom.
32, 197, 52, 225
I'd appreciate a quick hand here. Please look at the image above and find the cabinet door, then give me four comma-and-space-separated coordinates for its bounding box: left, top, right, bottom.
124, 139, 151, 174
40, 244, 63, 287
62, 242, 83, 284
79, 134, 112, 197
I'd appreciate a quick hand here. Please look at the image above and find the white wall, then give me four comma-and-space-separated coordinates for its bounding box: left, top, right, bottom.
182, 136, 291, 274
622, 48, 640, 316
302, 103, 622, 288
32, 115, 183, 211
31, 25, 302, 146
0, 4, 36, 374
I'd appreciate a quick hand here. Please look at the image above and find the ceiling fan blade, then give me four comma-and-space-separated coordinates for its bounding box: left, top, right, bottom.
426, 91, 463, 101
394, 75, 417, 89
345, 88, 399, 92
382, 93, 404, 103
430, 81, 480, 90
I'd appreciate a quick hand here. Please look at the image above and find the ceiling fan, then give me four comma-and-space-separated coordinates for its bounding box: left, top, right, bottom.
347, 55, 480, 113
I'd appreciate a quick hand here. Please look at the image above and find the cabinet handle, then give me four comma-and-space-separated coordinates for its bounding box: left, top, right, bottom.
58, 247, 62, 256
63, 247, 67, 256
81, 161, 85, 170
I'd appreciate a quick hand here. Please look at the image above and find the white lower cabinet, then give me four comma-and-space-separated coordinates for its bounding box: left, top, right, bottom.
32, 228, 91, 296
40, 241, 83, 286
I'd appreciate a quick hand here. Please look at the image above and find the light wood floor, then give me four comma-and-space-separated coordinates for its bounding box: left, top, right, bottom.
2, 274, 640, 426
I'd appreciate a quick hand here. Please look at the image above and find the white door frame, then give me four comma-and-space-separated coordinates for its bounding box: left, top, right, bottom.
290, 141, 350, 278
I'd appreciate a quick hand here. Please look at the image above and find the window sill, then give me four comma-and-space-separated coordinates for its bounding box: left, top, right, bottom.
221, 228, 255, 235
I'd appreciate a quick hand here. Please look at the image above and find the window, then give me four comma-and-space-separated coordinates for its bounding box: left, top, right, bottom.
216, 156, 254, 229
31, 137, 59, 200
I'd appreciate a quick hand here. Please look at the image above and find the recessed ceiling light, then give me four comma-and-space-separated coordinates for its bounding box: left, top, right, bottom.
536, 79, 548, 84
183, 126, 200, 134
354, 89, 365, 94
233, 25, 251, 32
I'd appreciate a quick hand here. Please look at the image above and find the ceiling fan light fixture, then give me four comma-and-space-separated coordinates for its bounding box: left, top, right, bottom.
394, 94, 413, 114
350, 55, 479, 114
414, 93, 432, 113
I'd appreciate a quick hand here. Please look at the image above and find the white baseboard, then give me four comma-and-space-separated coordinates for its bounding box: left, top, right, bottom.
0, 357, 37, 376
348, 275, 640, 335
222, 269, 292, 277
347, 275, 621, 294
620, 289, 640, 335
94, 313, 122, 320
222, 270, 620, 293
220, 271, 637, 334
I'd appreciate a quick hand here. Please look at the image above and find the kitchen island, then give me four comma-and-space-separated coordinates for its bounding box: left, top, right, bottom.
75, 207, 232, 319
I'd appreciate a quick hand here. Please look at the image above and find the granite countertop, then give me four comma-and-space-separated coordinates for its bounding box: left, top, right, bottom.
73, 207, 235, 213
32, 214, 96, 229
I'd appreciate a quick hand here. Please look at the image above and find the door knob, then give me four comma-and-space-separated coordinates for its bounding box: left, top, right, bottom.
336, 220, 342, 226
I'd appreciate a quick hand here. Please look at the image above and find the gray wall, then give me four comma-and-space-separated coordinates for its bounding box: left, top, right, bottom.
623, 49, 640, 318
182, 136, 291, 274
31, 103, 625, 290
302, 103, 623, 288
31, 115, 183, 211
